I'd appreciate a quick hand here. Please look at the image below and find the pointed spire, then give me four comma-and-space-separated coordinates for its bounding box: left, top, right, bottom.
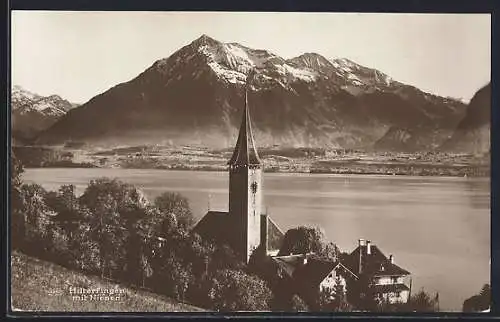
228, 70, 262, 166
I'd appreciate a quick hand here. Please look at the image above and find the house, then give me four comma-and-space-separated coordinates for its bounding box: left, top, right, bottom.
193, 71, 284, 263
271, 253, 358, 308
343, 239, 411, 305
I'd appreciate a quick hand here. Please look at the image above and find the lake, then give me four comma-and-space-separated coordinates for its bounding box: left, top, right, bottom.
22, 168, 490, 311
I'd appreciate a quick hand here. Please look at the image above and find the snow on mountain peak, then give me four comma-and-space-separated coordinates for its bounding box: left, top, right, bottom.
11, 85, 74, 117
159, 35, 395, 90
329, 58, 396, 89
12, 85, 39, 101
192, 37, 318, 85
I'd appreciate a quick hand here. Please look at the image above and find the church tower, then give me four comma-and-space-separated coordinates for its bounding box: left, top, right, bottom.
228, 70, 263, 263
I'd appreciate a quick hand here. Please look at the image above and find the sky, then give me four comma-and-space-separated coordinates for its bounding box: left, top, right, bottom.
11, 11, 491, 104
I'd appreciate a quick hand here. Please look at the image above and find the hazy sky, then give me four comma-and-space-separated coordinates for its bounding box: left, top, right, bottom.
12, 11, 490, 104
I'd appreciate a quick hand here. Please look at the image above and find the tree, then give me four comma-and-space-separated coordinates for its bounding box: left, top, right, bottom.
463, 284, 490, 312
278, 226, 323, 256
17, 184, 54, 255
79, 177, 151, 279
80, 177, 149, 223
329, 275, 350, 312
317, 287, 335, 311
45, 185, 83, 237
209, 244, 245, 272
348, 275, 380, 311
154, 192, 194, 231
11, 149, 24, 191
90, 193, 123, 279
207, 269, 272, 311
319, 241, 341, 261
407, 288, 439, 312
290, 294, 308, 312
148, 245, 194, 302
11, 150, 25, 250
278, 226, 339, 260
72, 219, 101, 274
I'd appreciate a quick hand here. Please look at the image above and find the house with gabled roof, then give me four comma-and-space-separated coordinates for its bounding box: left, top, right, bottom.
343, 239, 411, 304
271, 253, 359, 308
193, 70, 284, 263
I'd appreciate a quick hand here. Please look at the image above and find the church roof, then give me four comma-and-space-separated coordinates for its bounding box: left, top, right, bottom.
193, 211, 284, 254
264, 215, 284, 252
228, 71, 262, 166
192, 211, 233, 246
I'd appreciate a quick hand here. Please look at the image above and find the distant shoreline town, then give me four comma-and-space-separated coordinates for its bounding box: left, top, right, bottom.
13, 144, 490, 178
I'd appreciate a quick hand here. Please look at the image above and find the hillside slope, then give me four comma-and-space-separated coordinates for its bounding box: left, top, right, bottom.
441, 83, 490, 153
10, 251, 204, 312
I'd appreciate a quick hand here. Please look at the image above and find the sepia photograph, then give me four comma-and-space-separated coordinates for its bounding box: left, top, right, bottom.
9, 11, 491, 313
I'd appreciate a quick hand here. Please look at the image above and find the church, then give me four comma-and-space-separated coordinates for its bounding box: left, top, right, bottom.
192, 73, 284, 263
191, 73, 412, 308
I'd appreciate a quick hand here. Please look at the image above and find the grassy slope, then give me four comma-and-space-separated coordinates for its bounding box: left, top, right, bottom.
10, 251, 205, 312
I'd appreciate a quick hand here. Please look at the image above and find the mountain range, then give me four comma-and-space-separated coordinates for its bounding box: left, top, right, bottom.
31, 34, 486, 152
11, 85, 78, 144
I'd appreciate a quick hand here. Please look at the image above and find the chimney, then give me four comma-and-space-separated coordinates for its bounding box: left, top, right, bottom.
367, 240, 372, 255
389, 255, 394, 264
358, 239, 364, 274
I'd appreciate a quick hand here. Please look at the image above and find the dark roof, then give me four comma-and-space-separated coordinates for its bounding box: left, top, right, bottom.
372, 283, 410, 293
228, 73, 262, 166
345, 244, 411, 277
293, 257, 341, 287
272, 254, 302, 277
192, 211, 233, 245
265, 216, 284, 251
272, 254, 358, 287
194, 211, 284, 253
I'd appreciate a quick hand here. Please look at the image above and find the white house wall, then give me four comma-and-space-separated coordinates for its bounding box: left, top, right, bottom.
374, 276, 404, 285
381, 290, 410, 304
319, 269, 347, 295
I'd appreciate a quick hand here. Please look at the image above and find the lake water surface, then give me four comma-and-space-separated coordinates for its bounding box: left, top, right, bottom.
23, 168, 490, 311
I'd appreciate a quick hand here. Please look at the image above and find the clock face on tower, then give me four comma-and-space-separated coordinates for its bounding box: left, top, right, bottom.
251, 181, 258, 194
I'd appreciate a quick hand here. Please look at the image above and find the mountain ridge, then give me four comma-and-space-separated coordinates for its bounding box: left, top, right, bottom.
440, 83, 490, 153
35, 34, 468, 151
11, 85, 79, 144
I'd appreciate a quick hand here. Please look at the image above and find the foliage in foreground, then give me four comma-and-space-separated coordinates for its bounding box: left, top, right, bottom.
11, 155, 272, 311
463, 284, 490, 312
277, 226, 340, 260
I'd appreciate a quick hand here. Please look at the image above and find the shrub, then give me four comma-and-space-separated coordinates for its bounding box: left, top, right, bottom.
278, 226, 340, 260
154, 192, 195, 230
207, 269, 272, 311
407, 288, 439, 312
463, 284, 490, 312
290, 294, 309, 312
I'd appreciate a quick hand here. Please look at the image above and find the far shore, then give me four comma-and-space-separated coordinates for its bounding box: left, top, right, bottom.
24, 163, 490, 178
14, 144, 490, 178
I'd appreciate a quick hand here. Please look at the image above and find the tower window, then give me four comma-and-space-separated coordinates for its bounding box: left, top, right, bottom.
251, 181, 258, 194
